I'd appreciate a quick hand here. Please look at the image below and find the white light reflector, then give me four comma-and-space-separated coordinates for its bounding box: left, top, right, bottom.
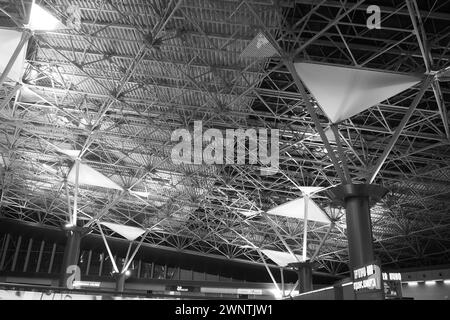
28, 3, 66, 31
59, 149, 81, 158
101, 222, 146, 241
0, 29, 28, 82
294, 62, 422, 123
298, 186, 323, 195
261, 249, 306, 267
267, 197, 330, 224
67, 162, 123, 191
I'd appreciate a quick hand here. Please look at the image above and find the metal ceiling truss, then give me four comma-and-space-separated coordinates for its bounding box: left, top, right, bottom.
0, 0, 449, 277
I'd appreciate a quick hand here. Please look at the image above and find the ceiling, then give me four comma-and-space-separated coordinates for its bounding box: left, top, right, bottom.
0, 0, 449, 277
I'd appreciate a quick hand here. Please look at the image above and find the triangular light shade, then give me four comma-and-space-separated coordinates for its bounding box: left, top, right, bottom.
0, 29, 28, 82
101, 222, 145, 241
261, 249, 306, 267
298, 186, 323, 195
294, 62, 422, 123
28, 3, 67, 31
18, 87, 44, 103
240, 32, 279, 59
67, 162, 123, 191
267, 197, 330, 224
59, 149, 81, 158
130, 190, 151, 198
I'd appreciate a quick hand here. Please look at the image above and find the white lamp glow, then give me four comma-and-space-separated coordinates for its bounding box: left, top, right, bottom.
27, 2, 65, 31
269, 288, 283, 300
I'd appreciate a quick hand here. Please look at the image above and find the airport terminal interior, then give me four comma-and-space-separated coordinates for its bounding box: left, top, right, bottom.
0, 0, 449, 301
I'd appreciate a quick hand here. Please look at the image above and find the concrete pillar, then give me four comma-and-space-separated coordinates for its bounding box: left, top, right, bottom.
290, 262, 313, 293
330, 184, 387, 270
115, 272, 127, 293
330, 184, 387, 300
59, 228, 82, 287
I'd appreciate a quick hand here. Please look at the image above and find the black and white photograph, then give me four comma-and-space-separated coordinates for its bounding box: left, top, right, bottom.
0, 0, 449, 312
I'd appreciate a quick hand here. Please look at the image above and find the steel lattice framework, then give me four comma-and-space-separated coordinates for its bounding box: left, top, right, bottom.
0, 0, 449, 277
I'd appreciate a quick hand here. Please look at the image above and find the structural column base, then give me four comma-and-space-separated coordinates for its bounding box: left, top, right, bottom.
329, 184, 388, 300
289, 261, 313, 293
59, 226, 86, 288
115, 272, 127, 293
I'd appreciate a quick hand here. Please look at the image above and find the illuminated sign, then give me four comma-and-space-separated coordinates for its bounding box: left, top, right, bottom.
166, 285, 199, 293
353, 277, 378, 291
177, 286, 188, 292
237, 288, 263, 295
352, 264, 382, 292
382, 272, 403, 298
382, 272, 402, 281
72, 281, 101, 288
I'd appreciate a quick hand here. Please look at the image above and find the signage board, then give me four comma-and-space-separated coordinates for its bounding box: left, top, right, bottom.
166, 285, 200, 293
382, 273, 403, 298
352, 264, 382, 292
72, 281, 101, 288
237, 288, 263, 295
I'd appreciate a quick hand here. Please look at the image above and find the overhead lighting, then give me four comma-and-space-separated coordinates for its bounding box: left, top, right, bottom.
342, 282, 353, 287
407, 281, 418, 286
444, 280, 450, 284
425, 280, 436, 285
27, 2, 65, 31
269, 288, 283, 300
240, 245, 254, 249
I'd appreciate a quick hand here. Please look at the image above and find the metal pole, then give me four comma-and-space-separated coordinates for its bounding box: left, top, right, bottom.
310, 222, 334, 262
65, 181, 72, 224
86, 250, 92, 275
256, 249, 281, 293
35, 240, 44, 272
302, 196, 309, 261
11, 236, 21, 271
264, 214, 300, 263
48, 243, 56, 273
97, 222, 119, 273
23, 238, 33, 272
369, 76, 433, 183
288, 280, 300, 296
123, 242, 132, 269
122, 230, 149, 273
0, 234, 10, 270
72, 159, 80, 225
331, 124, 351, 181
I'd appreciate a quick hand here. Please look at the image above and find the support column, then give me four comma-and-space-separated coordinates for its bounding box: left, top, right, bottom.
115, 272, 127, 293
289, 262, 313, 293
59, 227, 83, 288
330, 184, 387, 300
